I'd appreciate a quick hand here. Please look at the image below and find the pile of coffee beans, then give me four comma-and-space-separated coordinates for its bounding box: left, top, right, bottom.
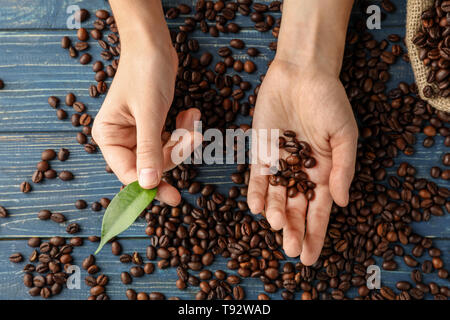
269, 130, 317, 200
9, 236, 83, 299
82, 254, 111, 300
6, 1, 449, 300
412, 0, 450, 98
47, 93, 97, 154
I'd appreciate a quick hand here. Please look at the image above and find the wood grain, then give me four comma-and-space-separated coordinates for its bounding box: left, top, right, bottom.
1, 238, 449, 300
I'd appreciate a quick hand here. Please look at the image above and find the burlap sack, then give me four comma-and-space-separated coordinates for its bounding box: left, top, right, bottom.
406, 0, 450, 112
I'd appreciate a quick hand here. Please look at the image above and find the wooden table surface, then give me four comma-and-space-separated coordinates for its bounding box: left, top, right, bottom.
0, 0, 448, 300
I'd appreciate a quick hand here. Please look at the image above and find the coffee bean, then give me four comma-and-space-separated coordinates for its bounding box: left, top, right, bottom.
70, 237, 83, 246
75, 199, 87, 209
130, 266, 144, 278
247, 47, 259, 57
91, 201, 102, 212
58, 148, 70, 161
230, 39, 245, 49
50, 212, 66, 223
27, 237, 41, 248
144, 263, 155, 274
37, 209, 51, 220
56, 109, 67, 120
121, 272, 132, 284
66, 223, 80, 234
90, 285, 104, 296
77, 28, 88, 41
80, 53, 92, 65
9, 253, 23, 263
111, 241, 122, 255
59, 171, 74, 181
44, 169, 57, 179
126, 289, 137, 300
41, 149, 56, 161
48, 96, 59, 108
20, 181, 31, 193
243, 60, 256, 73
61, 36, 71, 49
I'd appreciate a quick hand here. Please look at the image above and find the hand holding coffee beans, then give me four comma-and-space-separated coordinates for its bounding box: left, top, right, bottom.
247, 0, 358, 264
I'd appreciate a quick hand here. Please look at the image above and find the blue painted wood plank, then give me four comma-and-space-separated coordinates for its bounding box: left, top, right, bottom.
0, 238, 449, 300
0, 132, 448, 238
0, 26, 413, 132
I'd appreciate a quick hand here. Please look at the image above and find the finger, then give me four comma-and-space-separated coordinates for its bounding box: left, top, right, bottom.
247, 163, 269, 214
283, 194, 307, 257
155, 181, 181, 207
329, 125, 358, 207
135, 104, 166, 190
100, 145, 137, 185
265, 184, 287, 230
176, 108, 201, 132
300, 185, 333, 266
163, 131, 201, 171
162, 108, 203, 171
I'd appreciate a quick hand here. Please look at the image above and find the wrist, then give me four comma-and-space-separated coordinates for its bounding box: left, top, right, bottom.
120, 26, 176, 62
110, 0, 174, 59
276, 0, 353, 77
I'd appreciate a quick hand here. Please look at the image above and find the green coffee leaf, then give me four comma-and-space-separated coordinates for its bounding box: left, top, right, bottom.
95, 181, 157, 254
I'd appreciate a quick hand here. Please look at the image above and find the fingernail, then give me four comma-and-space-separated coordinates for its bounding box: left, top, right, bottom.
139, 168, 159, 189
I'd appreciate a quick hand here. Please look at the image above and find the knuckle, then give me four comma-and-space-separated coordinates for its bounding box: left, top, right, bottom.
269, 191, 285, 204
136, 141, 161, 161
91, 122, 104, 144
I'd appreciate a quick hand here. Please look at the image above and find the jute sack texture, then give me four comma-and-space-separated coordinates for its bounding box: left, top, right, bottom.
406, 0, 449, 112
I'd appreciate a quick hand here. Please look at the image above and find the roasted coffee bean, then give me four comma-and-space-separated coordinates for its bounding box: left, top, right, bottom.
9, 253, 23, 263
75, 199, 87, 209
59, 171, 74, 181
27, 237, 41, 248
230, 39, 245, 49
58, 148, 70, 161
77, 132, 87, 144
77, 28, 89, 41
80, 53, 92, 65
37, 209, 51, 220
20, 181, 31, 193
91, 201, 102, 212
48, 96, 59, 108
130, 266, 144, 278
56, 109, 67, 120
243, 60, 256, 73
41, 149, 56, 161
61, 36, 71, 49
66, 223, 80, 234
111, 241, 122, 255
121, 272, 132, 284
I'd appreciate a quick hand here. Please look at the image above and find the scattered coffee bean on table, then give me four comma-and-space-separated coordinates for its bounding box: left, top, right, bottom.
8, 2, 450, 301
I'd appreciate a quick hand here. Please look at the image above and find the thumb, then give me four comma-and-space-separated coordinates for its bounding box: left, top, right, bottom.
135, 108, 165, 190
329, 123, 358, 207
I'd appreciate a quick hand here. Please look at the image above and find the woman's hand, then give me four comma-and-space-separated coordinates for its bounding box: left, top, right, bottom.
93, 0, 201, 206
248, 59, 358, 265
